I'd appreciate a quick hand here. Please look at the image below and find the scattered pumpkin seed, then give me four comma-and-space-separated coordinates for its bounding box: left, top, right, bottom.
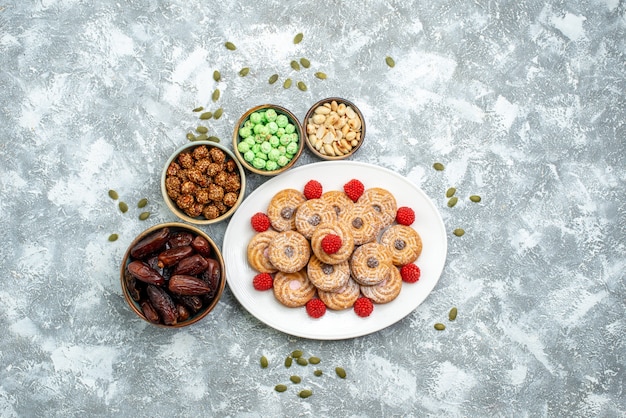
108, 233, 118, 242
196, 134, 209, 141
213, 70, 221, 82
314, 72, 327, 80
196, 126, 208, 134
297, 81, 307, 91
290, 60, 301, 71
285, 356, 293, 368
434, 323, 446, 331
335, 367, 347, 379
296, 357, 308, 366
433, 162, 445, 171
453, 228, 465, 237
470, 195, 482, 202
186, 132, 196, 141
137, 198, 148, 208
239, 67, 250, 77
138, 211, 150, 221
283, 78, 292, 89
300, 58, 310, 68
213, 108, 223, 119
108, 189, 118, 200
199, 111, 213, 120
118, 201, 128, 213
290, 375, 301, 384
291, 350, 303, 358
386, 56, 396, 68
298, 389, 313, 399
275, 384, 288, 393
447, 197, 458, 207
212, 89, 220, 102
260, 356, 269, 368
446, 187, 456, 198
207, 136, 220, 143
192, 106, 204, 112
224, 41, 236, 50
313, 369, 323, 377
293, 32, 304, 44
308, 356, 320, 365
268, 74, 279, 84
449, 307, 458, 321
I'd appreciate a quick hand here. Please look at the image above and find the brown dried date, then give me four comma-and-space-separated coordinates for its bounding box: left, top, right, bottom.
127, 260, 165, 286
157, 245, 194, 268
176, 303, 190, 322
130, 227, 171, 259
146, 285, 177, 325
124, 267, 142, 301
177, 295, 203, 313
191, 235, 212, 257
167, 231, 194, 248
141, 300, 160, 324
168, 274, 211, 295
172, 254, 208, 275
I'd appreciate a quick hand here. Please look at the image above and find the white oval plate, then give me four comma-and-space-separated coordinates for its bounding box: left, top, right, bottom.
222, 161, 447, 340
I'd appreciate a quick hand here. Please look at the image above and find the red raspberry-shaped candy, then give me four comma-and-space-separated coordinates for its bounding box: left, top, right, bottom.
303, 180, 323, 200
396, 206, 415, 226
321, 234, 342, 254
252, 273, 273, 291
343, 179, 364, 202
353, 297, 374, 317
306, 298, 327, 318
250, 212, 271, 232
400, 264, 421, 283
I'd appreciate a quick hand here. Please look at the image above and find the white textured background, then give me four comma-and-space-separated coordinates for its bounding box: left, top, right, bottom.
0, 0, 624, 417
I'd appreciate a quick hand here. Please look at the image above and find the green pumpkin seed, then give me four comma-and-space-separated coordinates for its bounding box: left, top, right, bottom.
137, 198, 148, 208
433, 162, 445, 171
118, 201, 128, 213
298, 389, 313, 399
335, 367, 347, 379
308, 356, 320, 365
449, 307, 458, 321
260, 356, 269, 368
212, 89, 220, 102
290, 60, 301, 71
434, 323, 446, 331
283, 78, 292, 89
239, 67, 250, 77
313, 369, 323, 377
207, 136, 220, 143
447, 197, 458, 207
199, 111, 213, 120
138, 211, 150, 221
268, 74, 279, 84
300, 58, 310, 68
314, 72, 327, 80
274, 384, 288, 393
446, 187, 456, 198
297, 357, 308, 366
385, 56, 396, 68
108, 233, 118, 242
192, 106, 204, 112
213, 70, 221, 82
196, 134, 209, 141
293, 32, 304, 44
285, 356, 293, 368
470, 195, 482, 202
290, 375, 301, 384
196, 126, 208, 134
291, 350, 303, 358
213, 108, 223, 119
108, 189, 118, 200
225, 41, 236, 50
186, 133, 196, 141
297, 81, 307, 91
453, 228, 465, 237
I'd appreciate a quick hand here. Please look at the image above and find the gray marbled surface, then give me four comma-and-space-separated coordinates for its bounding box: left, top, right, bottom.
1, 0, 624, 417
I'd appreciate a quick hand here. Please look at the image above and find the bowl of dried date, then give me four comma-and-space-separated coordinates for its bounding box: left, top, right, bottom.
232, 104, 304, 176
161, 141, 246, 224
303, 97, 365, 160
120, 223, 226, 327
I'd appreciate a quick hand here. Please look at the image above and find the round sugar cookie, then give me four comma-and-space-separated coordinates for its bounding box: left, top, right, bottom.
267, 189, 307, 231
360, 265, 402, 304
349, 242, 392, 286
246, 230, 278, 273
268, 230, 311, 273
295, 198, 336, 239
321, 190, 354, 219
380, 224, 423, 266
339, 203, 382, 245
307, 254, 350, 292
273, 269, 316, 308
357, 187, 397, 228
317, 277, 360, 310
310, 221, 355, 265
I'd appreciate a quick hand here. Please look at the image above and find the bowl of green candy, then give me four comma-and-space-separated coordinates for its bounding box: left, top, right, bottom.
232, 104, 304, 176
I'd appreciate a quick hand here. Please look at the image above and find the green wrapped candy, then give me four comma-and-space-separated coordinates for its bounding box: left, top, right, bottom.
285, 123, 295, 134
252, 157, 266, 169
286, 142, 298, 154
276, 114, 288, 128
239, 126, 252, 138
265, 160, 278, 171
277, 155, 289, 167
269, 136, 280, 147
237, 142, 251, 153
244, 150, 255, 162
265, 109, 277, 122
260, 141, 272, 154
268, 148, 281, 161
250, 112, 263, 124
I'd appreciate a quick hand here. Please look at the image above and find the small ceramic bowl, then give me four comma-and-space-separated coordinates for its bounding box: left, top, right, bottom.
303, 97, 366, 160
232, 104, 304, 176
120, 222, 226, 328
161, 141, 246, 224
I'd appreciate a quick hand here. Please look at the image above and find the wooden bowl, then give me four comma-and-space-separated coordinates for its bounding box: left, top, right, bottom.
232, 104, 304, 176
303, 97, 365, 160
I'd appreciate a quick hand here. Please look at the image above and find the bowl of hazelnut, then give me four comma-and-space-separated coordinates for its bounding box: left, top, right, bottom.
232, 104, 304, 176
303, 97, 365, 160
161, 141, 246, 224
120, 222, 226, 328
